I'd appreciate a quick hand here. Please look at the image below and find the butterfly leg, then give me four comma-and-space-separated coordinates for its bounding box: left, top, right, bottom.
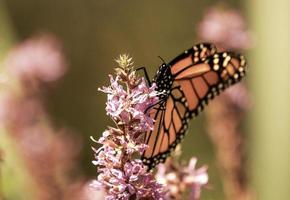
136, 67, 151, 86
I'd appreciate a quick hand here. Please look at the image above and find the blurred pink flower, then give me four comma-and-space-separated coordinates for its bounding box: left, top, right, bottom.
198, 7, 254, 50
187, 158, 209, 200
198, 8, 254, 198
0, 92, 45, 131
80, 181, 106, 200
57, 181, 103, 200
155, 157, 208, 200
0, 34, 85, 200
19, 125, 81, 170
197, 8, 254, 197
16, 125, 82, 200
224, 84, 252, 111
206, 84, 253, 200
4, 35, 67, 84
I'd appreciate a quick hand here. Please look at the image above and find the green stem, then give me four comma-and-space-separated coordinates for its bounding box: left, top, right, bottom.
247, 0, 290, 199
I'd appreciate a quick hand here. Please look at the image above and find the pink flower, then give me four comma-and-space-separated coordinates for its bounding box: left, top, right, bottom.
186, 158, 209, 200
99, 75, 159, 134
99, 75, 128, 120
0, 92, 44, 130
4, 34, 67, 84
198, 7, 254, 50
64, 181, 106, 200
131, 80, 159, 131
155, 157, 208, 200
0, 34, 86, 200
92, 55, 165, 199
224, 84, 252, 111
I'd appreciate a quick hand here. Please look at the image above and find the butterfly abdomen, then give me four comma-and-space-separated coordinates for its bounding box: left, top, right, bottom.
154, 63, 173, 99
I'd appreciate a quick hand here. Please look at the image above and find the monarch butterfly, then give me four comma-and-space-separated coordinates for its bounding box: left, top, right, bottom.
140, 43, 247, 169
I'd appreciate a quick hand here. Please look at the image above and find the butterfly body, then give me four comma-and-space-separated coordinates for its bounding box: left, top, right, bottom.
142, 43, 247, 169
153, 63, 173, 99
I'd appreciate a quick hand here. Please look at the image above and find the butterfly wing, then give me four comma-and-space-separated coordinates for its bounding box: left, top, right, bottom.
142, 87, 190, 169
142, 45, 247, 169
142, 43, 217, 169
174, 52, 247, 115
170, 43, 217, 75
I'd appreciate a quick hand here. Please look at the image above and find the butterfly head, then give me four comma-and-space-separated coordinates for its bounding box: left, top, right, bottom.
154, 63, 173, 99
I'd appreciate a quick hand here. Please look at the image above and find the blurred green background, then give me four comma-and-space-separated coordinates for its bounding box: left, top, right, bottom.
0, 0, 289, 199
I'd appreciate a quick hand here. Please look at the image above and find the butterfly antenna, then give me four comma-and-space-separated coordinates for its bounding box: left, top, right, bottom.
158, 56, 166, 64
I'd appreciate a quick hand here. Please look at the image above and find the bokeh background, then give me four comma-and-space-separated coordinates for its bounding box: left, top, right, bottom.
0, 0, 289, 200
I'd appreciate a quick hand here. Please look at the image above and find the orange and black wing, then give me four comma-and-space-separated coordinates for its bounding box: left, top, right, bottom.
173, 52, 247, 115
142, 43, 217, 169
142, 46, 247, 169
170, 43, 217, 75
142, 87, 190, 169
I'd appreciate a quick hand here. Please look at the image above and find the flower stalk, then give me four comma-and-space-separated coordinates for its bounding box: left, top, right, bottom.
92, 55, 165, 200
